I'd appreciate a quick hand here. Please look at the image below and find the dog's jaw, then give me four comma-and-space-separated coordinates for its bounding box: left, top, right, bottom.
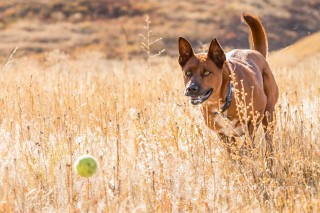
189, 88, 213, 105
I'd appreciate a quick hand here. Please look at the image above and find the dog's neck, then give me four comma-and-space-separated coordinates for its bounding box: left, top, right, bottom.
200, 73, 232, 119
220, 67, 231, 103
201, 88, 231, 114
221, 82, 232, 113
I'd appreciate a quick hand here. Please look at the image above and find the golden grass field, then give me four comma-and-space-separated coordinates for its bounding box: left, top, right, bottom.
0, 29, 319, 212
0, 1, 320, 211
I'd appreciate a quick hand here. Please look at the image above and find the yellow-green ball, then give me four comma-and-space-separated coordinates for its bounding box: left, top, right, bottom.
74, 155, 98, 177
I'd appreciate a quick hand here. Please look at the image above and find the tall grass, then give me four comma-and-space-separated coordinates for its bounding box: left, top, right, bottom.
0, 48, 319, 212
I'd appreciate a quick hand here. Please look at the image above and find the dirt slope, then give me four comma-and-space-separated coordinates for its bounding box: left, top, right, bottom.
0, 0, 319, 59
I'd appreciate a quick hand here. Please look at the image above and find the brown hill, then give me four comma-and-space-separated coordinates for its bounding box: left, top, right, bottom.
269, 31, 320, 67
0, 0, 319, 59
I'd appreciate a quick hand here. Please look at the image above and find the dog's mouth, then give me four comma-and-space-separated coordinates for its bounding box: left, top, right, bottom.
190, 88, 213, 105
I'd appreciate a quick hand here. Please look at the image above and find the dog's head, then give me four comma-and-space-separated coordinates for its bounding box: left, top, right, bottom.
178, 37, 230, 105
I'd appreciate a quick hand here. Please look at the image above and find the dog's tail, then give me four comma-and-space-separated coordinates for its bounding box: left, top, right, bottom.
242, 13, 268, 58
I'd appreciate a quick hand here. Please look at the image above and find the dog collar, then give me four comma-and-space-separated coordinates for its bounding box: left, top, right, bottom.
221, 83, 232, 113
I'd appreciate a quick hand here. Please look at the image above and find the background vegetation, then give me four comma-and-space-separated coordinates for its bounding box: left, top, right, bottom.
0, 0, 319, 58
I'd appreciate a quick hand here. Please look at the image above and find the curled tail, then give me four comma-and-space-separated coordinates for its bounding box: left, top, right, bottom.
242, 13, 268, 58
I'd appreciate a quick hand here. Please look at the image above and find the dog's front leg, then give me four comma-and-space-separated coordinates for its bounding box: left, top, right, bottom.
218, 133, 236, 155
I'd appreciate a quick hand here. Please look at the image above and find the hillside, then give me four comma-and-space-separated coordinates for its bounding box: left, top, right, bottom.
269, 31, 320, 67
0, 0, 319, 59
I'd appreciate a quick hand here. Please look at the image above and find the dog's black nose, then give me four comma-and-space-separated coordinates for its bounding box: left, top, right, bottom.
186, 83, 200, 95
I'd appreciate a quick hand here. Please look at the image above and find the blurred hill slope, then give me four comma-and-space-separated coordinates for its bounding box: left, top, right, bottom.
269, 31, 320, 68
0, 0, 319, 58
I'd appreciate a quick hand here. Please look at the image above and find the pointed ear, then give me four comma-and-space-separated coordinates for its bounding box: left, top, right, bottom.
178, 37, 194, 67
208, 38, 226, 69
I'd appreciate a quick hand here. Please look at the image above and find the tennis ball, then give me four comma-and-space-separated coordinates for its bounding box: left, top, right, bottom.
74, 155, 98, 178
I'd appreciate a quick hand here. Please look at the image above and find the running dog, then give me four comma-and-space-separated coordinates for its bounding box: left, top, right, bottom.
178, 14, 278, 152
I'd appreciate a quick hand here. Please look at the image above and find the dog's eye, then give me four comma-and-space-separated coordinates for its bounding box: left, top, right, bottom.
185, 71, 192, 76
203, 70, 210, 76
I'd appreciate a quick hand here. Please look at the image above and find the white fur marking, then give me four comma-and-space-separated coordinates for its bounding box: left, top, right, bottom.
212, 112, 244, 137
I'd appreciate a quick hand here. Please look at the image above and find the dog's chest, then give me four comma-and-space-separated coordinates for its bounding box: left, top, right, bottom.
212, 112, 244, 137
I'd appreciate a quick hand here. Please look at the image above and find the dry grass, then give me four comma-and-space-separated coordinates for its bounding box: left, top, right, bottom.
0, 43, 319, 212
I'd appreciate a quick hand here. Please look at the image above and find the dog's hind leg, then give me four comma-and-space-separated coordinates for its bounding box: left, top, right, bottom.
261, 63, 278, 171
262, 108, 276, 173
247, 121, 257, 149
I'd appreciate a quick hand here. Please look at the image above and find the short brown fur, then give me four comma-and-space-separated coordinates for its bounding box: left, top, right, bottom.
178, 14, 279, 156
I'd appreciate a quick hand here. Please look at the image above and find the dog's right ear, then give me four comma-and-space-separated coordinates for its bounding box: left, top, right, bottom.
178, 37, 194, 67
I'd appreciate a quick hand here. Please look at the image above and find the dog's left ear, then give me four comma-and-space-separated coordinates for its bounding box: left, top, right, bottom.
208, 38, 226, 69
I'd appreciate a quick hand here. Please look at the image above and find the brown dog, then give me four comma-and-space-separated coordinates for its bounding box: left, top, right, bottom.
178, 14, 279, 148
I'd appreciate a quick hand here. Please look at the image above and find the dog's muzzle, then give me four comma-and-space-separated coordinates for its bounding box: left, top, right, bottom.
185, 83, 213, 105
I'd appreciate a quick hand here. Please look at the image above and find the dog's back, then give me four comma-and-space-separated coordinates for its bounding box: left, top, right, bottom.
229, 14, 279, 127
